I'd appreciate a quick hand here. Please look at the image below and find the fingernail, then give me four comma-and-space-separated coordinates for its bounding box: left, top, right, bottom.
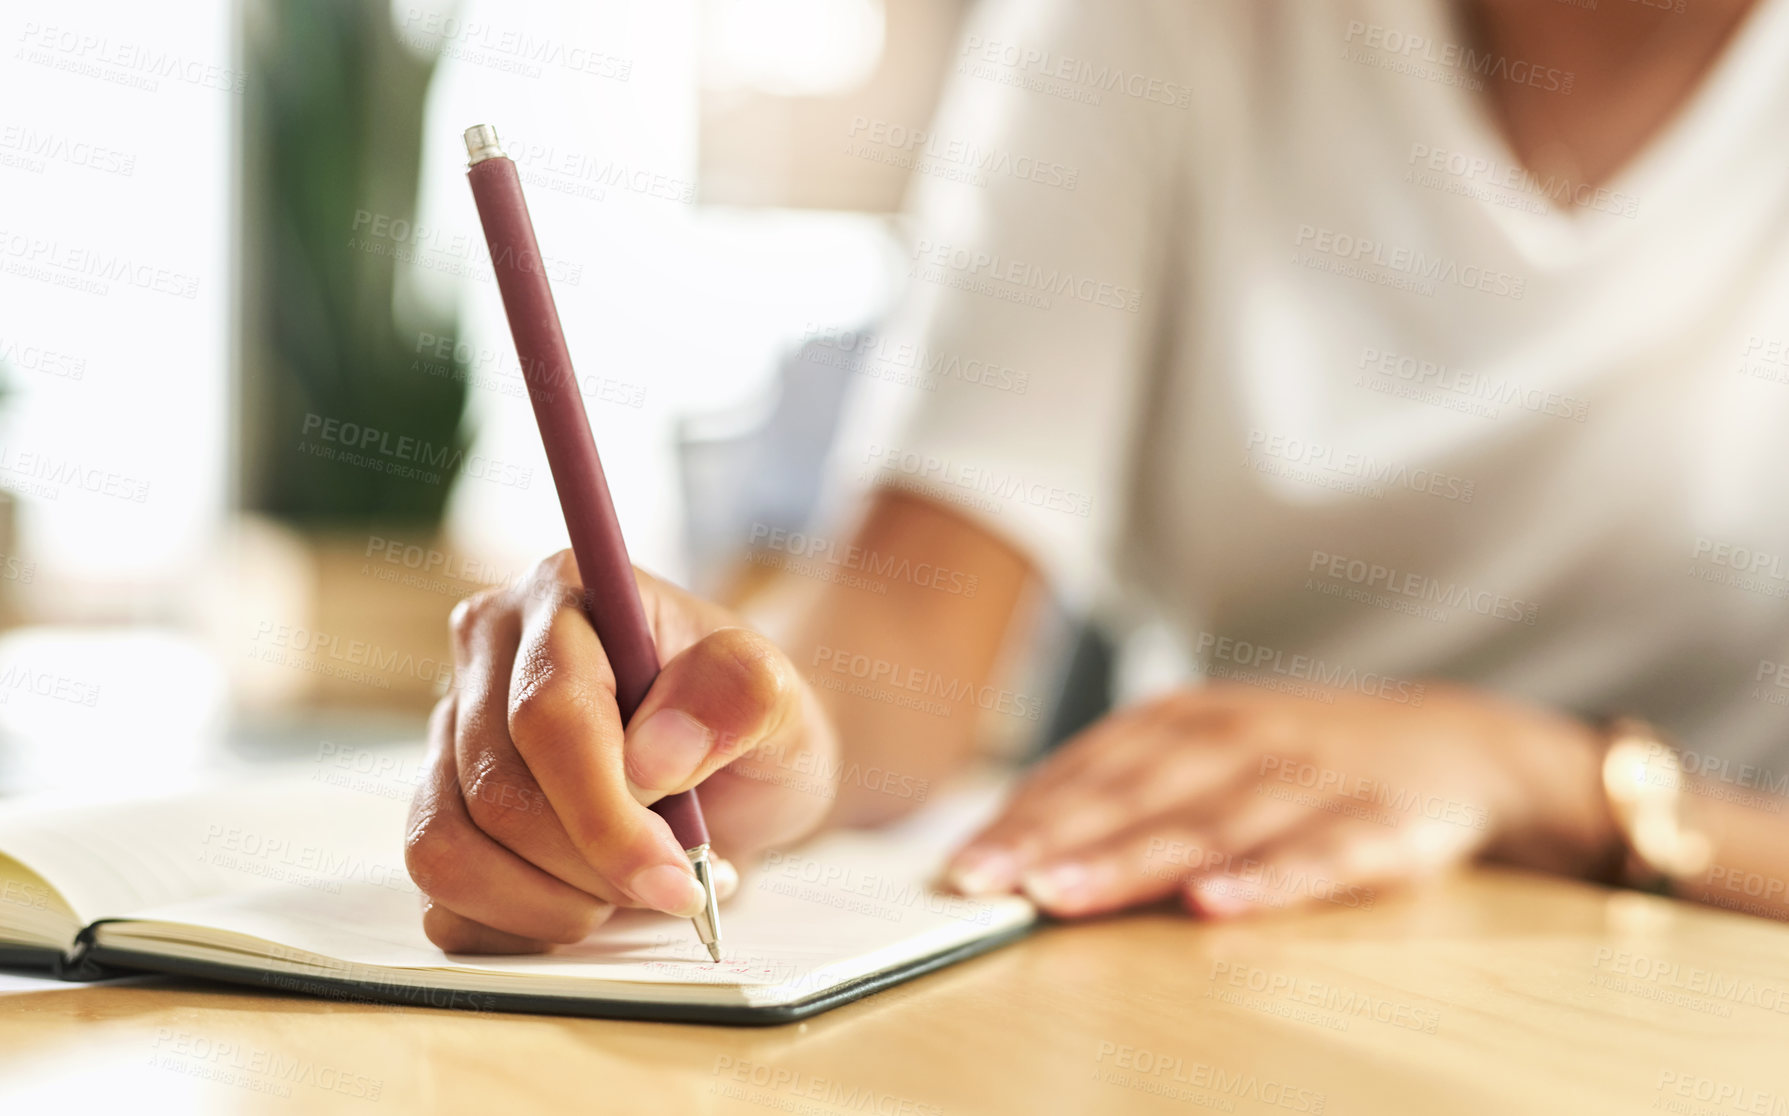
949, 849, 1018, 896
627, 710, 713, 797
628, 864, 708, 918
1021, 863, 1089, 911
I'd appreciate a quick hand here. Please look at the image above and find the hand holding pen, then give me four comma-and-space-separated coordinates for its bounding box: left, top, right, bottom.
401, 127, 838, 958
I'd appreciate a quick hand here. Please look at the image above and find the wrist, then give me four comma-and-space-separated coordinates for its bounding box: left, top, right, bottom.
1485, 710, 1625, 879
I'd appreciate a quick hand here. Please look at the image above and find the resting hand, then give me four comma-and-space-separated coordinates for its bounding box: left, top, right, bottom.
945, 683, 1615, 918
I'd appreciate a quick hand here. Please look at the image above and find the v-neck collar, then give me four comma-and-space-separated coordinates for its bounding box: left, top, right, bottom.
1408, 0, 1789, 261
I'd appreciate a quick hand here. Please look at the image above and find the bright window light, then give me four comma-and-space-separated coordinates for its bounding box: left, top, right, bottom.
703, 0, 885, 96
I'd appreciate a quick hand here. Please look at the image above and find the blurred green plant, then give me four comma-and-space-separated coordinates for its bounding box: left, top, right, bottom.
241, 0, 467, 525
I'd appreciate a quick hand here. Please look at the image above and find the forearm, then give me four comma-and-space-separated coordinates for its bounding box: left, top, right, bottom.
1491, 717, 1789, 921
731, 490, 1037, 827
1476, 694, 1622, 881
1670, 784, 1789, 921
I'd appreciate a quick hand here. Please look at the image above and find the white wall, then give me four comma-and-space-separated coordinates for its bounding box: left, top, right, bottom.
0, 1, 234, 618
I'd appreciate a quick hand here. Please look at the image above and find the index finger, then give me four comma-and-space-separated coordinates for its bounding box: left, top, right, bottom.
506, 574, 708, 919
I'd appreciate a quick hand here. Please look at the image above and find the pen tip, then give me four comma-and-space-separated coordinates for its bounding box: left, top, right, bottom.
707, 941, 724, 963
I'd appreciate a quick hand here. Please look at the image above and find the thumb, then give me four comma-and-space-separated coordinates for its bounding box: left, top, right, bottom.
622, 626, 801, 804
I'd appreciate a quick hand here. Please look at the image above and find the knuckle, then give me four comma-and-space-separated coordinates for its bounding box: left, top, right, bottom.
449, 589, 501, 650
533, 549, 578, 581
707, 626, 792, 691
693, 627, 797, 747
404, 809, 464, 894
525, 550, 581, 608
460, 760, 535, 844
507, 673, 591, 753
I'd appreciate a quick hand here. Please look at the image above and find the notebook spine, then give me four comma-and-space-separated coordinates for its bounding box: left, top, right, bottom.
55, 920, 128, 981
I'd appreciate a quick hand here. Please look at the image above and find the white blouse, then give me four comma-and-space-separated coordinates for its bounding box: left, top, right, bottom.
835, 0, 1789, 771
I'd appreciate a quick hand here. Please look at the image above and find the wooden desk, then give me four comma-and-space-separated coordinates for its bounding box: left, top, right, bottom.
3, 869, 1787, 1115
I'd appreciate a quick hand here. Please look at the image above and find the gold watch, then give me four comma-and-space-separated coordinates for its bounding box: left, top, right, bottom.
1598, 716, 1715, 895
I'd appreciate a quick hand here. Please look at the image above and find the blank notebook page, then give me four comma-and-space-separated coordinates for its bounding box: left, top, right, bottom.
94, 773, 1033, 1007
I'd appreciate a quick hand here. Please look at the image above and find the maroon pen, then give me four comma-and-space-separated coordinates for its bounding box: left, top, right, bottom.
462, 124, 722, 961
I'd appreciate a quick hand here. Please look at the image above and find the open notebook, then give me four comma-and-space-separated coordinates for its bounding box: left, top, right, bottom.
0, 752, 1034, 1023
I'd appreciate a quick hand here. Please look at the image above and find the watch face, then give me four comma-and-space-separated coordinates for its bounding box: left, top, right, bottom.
1602, 730, 1712, 884
1603, 736, 1660, 811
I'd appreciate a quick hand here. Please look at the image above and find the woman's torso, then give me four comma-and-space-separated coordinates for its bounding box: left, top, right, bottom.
1124, 0, 1789, 765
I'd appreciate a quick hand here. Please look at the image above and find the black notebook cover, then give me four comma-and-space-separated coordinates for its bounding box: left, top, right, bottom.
82, 920, 1032, 1025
